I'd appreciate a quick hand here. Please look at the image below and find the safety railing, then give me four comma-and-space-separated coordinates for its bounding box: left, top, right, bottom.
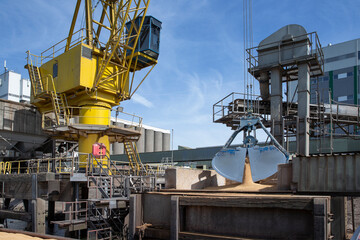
0, 156, 77, 175
246, 31, 324, 75
62, 201, 88, 223
213, 92, 265, 122
87, 228, 112, 240
26, 29, 88, 68
41, 106, 143, 130
0, 162, 11, 174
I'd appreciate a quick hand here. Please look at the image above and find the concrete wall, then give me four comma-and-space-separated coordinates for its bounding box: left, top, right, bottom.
165, 168, 225, 190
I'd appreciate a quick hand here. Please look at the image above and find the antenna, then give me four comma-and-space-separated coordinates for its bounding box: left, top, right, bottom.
4, 60, 7, 73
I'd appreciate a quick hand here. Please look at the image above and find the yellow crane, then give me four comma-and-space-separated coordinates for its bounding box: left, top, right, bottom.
26, 0, 161, 167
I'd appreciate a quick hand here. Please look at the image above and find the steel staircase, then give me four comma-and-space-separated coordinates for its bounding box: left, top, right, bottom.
50, 92, 70, 125
86, 155, 130, 239
87, 155, 129, 199
27, 64, 44, 97
88, 201, 127, 240
123, 141, 146, 175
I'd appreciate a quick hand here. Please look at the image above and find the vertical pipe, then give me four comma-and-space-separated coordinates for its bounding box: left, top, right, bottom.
270, 68, 283, 145
298, 63, 310, 156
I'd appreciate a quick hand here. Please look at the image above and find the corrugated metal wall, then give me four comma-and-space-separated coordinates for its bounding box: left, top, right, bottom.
292, 153, 360, 193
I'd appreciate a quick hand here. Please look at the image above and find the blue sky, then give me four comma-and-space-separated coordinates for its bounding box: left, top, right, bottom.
0, 0, 359, 149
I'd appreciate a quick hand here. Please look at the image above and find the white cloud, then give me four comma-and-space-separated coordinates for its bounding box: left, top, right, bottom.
132, 93, 154, 108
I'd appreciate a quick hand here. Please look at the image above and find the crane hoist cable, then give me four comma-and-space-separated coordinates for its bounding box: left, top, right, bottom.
211, 0, 290, 184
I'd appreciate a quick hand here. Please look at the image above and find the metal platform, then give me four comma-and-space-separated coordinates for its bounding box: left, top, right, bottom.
214, 93, 360, 133
44, 123, 141, 142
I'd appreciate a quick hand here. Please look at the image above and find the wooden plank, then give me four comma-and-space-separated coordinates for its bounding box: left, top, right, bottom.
179, 196, 313, 210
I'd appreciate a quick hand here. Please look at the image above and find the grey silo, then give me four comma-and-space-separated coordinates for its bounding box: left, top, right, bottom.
136, 126, 145, 153
154, 131, 163, 152
113, 122, 124, 154
110, 142, 113, 155
162, 133, 170, 151
145, 129, 154, 152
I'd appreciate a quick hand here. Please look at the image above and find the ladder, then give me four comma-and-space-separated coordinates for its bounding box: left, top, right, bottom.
123, 141, 146, 175
27, 64, 43, 97
50, 92, 70, 126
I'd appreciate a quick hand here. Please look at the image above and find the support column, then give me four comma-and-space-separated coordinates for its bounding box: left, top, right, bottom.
36, 198, 46, 234
170, 196, 179, 240
31, 174, 45, 234
129, 194, 142, 239
270, 68, 283, 145
298, 63, 310, 156
31, 174, 37, 233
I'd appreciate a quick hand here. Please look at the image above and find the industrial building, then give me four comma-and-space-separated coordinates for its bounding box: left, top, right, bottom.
0, 69, 31, 103
311, 39, 360, 105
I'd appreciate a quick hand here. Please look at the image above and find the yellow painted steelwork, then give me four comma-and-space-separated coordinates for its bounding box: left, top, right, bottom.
26, 0, 157, 168
78, 103, 111, 166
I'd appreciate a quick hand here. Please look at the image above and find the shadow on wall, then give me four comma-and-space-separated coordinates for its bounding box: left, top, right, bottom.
191, 171, 220, 189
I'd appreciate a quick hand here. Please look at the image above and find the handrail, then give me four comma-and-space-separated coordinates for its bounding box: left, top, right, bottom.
213, 92, 263, 122
246, 31, 324, 74
41, 106, 143, 130
41, 28, 86, 61
0, 156, 76, 175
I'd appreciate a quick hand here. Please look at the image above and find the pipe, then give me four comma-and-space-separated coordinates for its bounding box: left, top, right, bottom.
258, 72, 270, 100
